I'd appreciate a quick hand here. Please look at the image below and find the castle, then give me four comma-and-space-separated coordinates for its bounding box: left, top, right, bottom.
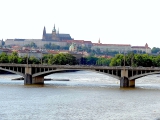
5, 25, 73, 48
4, 25, 151, 54
42, 24, 73, 41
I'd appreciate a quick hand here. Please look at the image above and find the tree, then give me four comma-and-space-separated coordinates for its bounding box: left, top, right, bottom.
152, 47, 160, 54
109, 54, 123, 66
8, 52, 18, 63
96, 58, 111, 66
85, 56, 98, 65
0, 52, 8, 63
53, 53, 77, 65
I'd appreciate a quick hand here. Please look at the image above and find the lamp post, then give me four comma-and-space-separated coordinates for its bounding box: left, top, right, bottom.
40, 41, 43, 64
27, 50, 29, 66
123, 49, 126, 71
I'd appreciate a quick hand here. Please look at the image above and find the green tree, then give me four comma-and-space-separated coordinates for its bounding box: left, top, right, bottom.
152, 47, 160, 54
0, 52, 9, 63
96, 58, 111, 66
109, 54, 123, 66
8, 52, 18, 63
53, 53, 77, 65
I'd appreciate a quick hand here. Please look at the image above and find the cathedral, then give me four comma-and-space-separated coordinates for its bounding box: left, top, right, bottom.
42, 24, 73, 41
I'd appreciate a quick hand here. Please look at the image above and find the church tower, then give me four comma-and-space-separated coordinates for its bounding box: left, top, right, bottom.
52, 24, 57, 40
42, 26, 46, 40
98, 38, 101, 44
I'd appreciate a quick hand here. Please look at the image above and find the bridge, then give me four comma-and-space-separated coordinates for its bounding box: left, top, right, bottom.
0, 64, 160, 88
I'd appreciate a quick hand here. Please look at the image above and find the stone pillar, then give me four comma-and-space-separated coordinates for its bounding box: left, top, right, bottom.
120, 76, 129, 88
24, 66, 32, 85
129, 79, 135, 87
32, 76, 44, 84
25, 67, 32, 74
121, 69, 128, 77
24, 73, 32, 85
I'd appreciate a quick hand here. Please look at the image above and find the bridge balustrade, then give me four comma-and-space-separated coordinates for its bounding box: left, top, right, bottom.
0, 64, 160, 87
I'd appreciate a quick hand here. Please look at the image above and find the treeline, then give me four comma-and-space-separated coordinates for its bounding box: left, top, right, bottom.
0, 51, 111, 66
0, 52, 78, 65
80, 53, 160, 67
1, 52, 160, 67
110, 53, 160, 67
0, 52, 40, 64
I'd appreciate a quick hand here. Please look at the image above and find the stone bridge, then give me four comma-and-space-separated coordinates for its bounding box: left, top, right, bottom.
0, 64, 160, 88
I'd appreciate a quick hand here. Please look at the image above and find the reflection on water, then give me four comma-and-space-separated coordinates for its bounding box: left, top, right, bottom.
0, 71, 160, 120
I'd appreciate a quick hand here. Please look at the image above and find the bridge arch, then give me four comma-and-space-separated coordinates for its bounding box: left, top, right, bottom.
129, 71, 160, 80
32, 69, 121, 80
0, 67, 25, 77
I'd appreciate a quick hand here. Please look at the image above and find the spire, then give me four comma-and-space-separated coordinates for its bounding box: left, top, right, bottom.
98, 38, 101, 44
43, 26, 46, 34
145, 43, 148, 48
53, 24, 56, 32
57, 28, 59, 34
42, 26, 46, 39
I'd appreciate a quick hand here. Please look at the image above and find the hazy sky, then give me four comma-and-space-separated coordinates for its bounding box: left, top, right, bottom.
0, 0, 160, 48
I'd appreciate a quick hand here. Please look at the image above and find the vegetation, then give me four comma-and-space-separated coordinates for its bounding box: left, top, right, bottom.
151, 47, 160, 54
43, 43, 69, 50
43, 53, 77, 65
24, 42, 37, 48
0, 52, 78, 65
1, 51, 160, 67
109, 53, 160, 67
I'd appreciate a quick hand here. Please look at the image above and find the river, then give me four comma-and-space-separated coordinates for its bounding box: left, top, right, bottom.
0, 71, 160, 120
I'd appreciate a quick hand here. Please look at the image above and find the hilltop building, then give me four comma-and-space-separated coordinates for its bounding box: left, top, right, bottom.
4, 25, 152, 54
131, 43, 151, 53
91, 39, 151, 54
5, 25, 73, 48
42, 24, 73, 41
69, 43, 77, 52
91, 39, 132, 53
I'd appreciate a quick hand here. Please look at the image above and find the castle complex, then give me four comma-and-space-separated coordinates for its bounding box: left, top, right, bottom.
42, 24, 73, 41
4, 25, 151, 54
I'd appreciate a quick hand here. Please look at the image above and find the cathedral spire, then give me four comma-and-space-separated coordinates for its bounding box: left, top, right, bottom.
53, 24, 56, 32
43, 26, 46, 34
42, 26, 46, 39
98, 38, 101, 44
57, 28, 59, 34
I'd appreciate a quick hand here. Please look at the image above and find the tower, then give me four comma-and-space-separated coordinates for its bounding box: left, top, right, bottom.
98, 38, 101, 44
145, 43, 149, 53
52, 24, 57, 40
145, 43, 148, 48
57, 28, 59, 35
42, 26, 46, 40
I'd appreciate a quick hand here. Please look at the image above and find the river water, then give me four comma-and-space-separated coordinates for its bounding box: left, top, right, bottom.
0, 71, 160, 120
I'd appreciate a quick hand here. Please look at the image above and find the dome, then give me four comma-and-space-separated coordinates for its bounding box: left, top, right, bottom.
69, 43, 77, 51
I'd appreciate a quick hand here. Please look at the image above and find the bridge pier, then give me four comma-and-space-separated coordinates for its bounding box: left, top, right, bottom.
24, 74, 44, 85
32, 76, 44, 84
120, 77, 129, 88
120, 77, 135, 88
129, 80, 135, 87
24, 74, 32, 85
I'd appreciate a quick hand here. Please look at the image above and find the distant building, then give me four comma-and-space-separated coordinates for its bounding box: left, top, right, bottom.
4, 26, 152, 54
131, 43, 151, 54
42, 24, 73, 41
5, 24, 73, 48
0, 48, 12, 55
91, 39, 131, 53
18, 50, 42, 59
65, 40, 92, 47
69, 43, 77, 52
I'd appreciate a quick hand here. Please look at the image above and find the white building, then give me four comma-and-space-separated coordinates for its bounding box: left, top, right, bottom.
5, 39, 68, 48
131, 43, 151, 54
91, 43, 131, 53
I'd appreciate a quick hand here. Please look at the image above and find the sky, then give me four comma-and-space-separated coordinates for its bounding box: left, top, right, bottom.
0, 0, 160, 48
